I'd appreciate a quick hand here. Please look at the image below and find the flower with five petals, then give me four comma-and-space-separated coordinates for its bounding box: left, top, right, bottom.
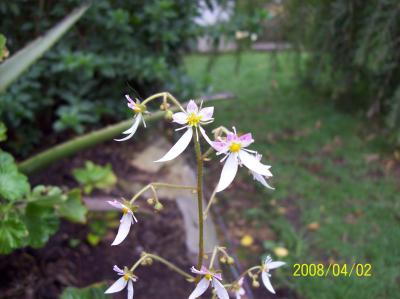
107, 200, 138, 246
105, 265, 137, 299
155, 100, 214, 162
261, 256, 285, 294
189, 266, 229, 299
115, 95, 147, 142
212, 127, 272, 192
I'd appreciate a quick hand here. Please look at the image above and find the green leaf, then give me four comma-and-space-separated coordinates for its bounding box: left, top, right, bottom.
0, 150, 30, 201
60, 283, 108, 299
29, 185, 66, 207
58, 189, 87, 223
24, 203, 59, 248
0, 216, 28, 254
0, 122, 6, 142
0, 4, 90, 93
72, 161, 117, 194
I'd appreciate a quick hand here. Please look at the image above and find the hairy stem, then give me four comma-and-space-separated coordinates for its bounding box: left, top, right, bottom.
193, 131, 204, 270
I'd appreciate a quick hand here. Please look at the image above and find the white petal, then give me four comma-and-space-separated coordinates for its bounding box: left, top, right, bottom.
212, 278, 229, 299
187, 100, 198, 113
188, 278, 210, 299
268, 261, 286, 269
216, 154, 239, 192
199, 107, 214, 121
253, 173, 275, 190
111, 214, 132, 246
127, 280, 134, 299
172, 112, 188, 124
105, 277, 127, 294
115, 115, 142, 142
199, 126, 213, 146
239, 150, 272, 176
113, 265, 124, 275
261, 271, 275, 294
108, 200, 123, 210
154, 128, 193, 162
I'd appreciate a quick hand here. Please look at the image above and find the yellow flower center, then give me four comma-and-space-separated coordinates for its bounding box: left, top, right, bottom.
123, 274, 131, 281
229, 142, 241, 153
122, 207, 129, 214
186, 113, 202, 127
205, 274, 213, 280
133, 104, 146, 114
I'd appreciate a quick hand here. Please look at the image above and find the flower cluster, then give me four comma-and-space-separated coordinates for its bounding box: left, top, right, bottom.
104, 93, 284, 299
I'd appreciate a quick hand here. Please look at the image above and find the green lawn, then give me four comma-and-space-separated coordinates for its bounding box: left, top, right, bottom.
185, 52, 400, 299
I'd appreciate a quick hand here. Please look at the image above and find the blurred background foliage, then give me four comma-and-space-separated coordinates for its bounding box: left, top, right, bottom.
0, 0, 200, 158
283, 0, 400, 144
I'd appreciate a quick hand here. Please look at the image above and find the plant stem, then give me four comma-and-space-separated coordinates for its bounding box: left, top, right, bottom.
130, 182, 196, 204
208, 246, 219, 269
193, 130, 204, 270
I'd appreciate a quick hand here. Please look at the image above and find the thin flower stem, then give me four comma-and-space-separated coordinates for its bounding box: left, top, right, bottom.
193, 134, 204, 270
233, 265, 262, 284
141, 92, 185, 112
208, 247, 219, 269
201, 146, 215, 160
130, 253, 194, 280
130, 182, 197, 204
203, 186, 217, 220
146, 253, 194, 280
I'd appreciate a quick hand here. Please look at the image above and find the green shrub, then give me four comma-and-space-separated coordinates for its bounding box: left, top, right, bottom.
0, 0, 200, 157
284, 0, 400, 143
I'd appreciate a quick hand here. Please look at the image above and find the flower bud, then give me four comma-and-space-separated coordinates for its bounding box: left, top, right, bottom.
154, 202, 164, 211
219, 256, 227, 264
147, 198, 155, 205
160, 102, 170, 111
252, 280, 260, 288
227, 257, 235, 264
165, 110, 173, 120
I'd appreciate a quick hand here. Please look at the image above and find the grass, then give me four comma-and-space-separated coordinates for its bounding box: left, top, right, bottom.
185, 52, 400, 299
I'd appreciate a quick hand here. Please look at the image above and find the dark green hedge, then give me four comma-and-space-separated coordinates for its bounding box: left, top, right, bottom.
0, 0, 200, 157
284, 0, 400, 144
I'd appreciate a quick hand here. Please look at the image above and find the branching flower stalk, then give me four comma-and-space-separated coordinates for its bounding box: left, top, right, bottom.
104, 92, 285, 299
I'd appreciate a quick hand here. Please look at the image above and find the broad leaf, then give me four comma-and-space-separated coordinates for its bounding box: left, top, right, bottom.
0, 4, 90, 92
58, 189, 87, 223
72, 161, 117, 194
0, 150, 30, 201
0, 217, 28, 254
61, 283, 107, 299
0, 122, 6, 142
24, 203, 59, 248
29, 185, 66, 207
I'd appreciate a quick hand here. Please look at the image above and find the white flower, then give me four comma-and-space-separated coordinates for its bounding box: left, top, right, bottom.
189, 266, 229, 299
261, 256, 285, 294
155, 100, 214, 162
231, 277, 245, 299
250, 154, 274, 190
115, 95, 147, 142
105, 265, 137, 299
107, 200, 138, 246
235, 30, 250, 40
212, 127, 273, 192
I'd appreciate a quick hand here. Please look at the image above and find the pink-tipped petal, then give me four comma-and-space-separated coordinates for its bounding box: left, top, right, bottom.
186, 100, 198, 113
113, 265, 124, 275
213, 272, 222, 281
238, 133, 254, 147
188, 278, 210, 299
238, 150, 272, 177
105, 277, 127, 294
262, 271, 275, 294
216, 153, 239, 192
212, 278, 229, 299
154, 128, 193, 162
172, 112, 188, 124
212, 141, 228, 153
127, 280, 134, 299
199, 106, 214, 121
111, 213, 132, 246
